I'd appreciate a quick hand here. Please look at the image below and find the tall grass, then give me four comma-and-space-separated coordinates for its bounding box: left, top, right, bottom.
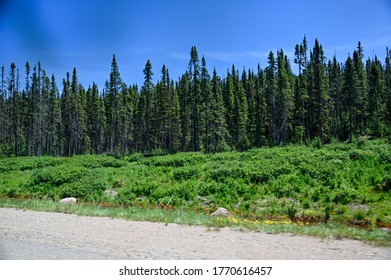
0, 198, 389, 246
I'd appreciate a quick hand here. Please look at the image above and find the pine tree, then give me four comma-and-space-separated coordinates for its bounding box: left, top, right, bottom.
327, 56, 343, 139
0, 65, 5, 153
254, 64, 267, 146
200, 56, 211, 153
61, 72, 72, 156
68, 68, 86, 155
155, 65, 169, 152
188, 46, 201, 151
86, 83, 102, 154
384, 48, 391, 129
353, 42, 367, 135
105, 54, 122, 153
22, 62, 32, 156
177, 72, 191, 151
293, 37, 309, 143
223, 69, 235, 146
276, 50, 293, 144
244, 69, 257, 146
342, 56, 358, 142
0, 43, 390, 157
139, 60, 154, 153
46, 74, 60, 155
232, 66, 249, 150
8, 63, 22, 156
307, 39, 329, 141
367, 56, 385, 137
157, 65, 180, 153
209, 68, 228, 152
119, 83, 134, 154
265, 51, 277, 144
31, 62, 43, 156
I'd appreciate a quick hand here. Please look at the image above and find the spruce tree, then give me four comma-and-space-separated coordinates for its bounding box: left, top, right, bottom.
188, 46, 201, 151
342, 56, 358, 142
223, 69, 235, 146
353, 42, 367, 135
105, 54, 122, 153
244, 69, 257, 146
384, 48, 391, 129
276, 50, 293, 144
177, 72, 191, 151
232, 66, 249, 150
209, 68, 228, 152
0, 65, 5, 153
46, 74, 60, 155
200, 56, 211, 152
119, 83, 134, 154
86, 83, 102, 154
254, 64, 267, 146
367, 57, 384, 137
307, 39, 329, 141
265, 51, 277, 144
293, 38, 309, 143
139, 60, 154, 153
327, 56, 343, 139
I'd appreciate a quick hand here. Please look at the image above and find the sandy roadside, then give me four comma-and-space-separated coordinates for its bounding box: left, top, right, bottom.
0, 207, 390, 260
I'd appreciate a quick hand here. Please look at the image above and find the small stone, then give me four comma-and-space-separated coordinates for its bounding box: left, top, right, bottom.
348, 203, 372, 212
211, 207, 232, 217
105, 189, 118, 199
60, 197, 77, 204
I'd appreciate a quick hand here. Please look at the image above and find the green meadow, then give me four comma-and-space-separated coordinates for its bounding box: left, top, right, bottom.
1, 139, 390, 245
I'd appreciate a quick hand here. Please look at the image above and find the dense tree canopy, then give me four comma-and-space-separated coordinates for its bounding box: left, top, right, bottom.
0, 39, 390, 156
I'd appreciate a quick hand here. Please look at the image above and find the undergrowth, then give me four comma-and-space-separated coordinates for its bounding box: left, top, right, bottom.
0, 140, 390, 244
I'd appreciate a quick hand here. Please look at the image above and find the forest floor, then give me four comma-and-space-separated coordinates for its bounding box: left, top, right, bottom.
1, 207, 390, 260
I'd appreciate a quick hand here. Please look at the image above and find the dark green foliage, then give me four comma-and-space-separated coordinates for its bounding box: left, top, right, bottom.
381, 174, 391, 192
0, 140, 390, 225
1, 40, 390, 155
31, 166, 88, 187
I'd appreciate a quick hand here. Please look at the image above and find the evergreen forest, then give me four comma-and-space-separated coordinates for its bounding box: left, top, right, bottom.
1, 37, 390, 157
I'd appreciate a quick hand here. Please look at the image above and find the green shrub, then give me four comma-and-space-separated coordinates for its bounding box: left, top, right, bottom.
311, 137, 323, 149
301, 199, 311, 209
286, 202, 298, 220
381, 175, 391, 192
32, 166, 88, 186
353, 210, 366, 221
1, 140, 391, 227
115, 188, 137, 205
332, 187, 358, 204
172, 167, 199, 181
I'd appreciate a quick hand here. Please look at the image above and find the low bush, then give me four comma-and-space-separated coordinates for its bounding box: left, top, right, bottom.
0, 139, 390, 227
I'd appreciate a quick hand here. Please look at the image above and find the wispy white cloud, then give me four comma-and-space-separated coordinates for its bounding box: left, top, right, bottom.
170, 50, 271, 62
324, 33, 391, 59
204, 50, 270, 62
169, 52, 189, 60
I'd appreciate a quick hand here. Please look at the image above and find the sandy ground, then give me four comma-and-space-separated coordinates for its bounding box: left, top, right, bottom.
0, 207, 390, 260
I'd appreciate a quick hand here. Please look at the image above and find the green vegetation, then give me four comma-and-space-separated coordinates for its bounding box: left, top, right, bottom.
1, 40, 391, 158
1, 198, 389, 246
0, 140, 390, 245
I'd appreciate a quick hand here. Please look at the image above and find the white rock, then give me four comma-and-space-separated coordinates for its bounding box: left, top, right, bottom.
60, 197, 77, 204
211, 207, 232, 217
105, 189, 118, 199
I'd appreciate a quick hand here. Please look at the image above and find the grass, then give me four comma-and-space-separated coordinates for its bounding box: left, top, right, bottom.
0, 139, 390, 245
0, 197, 390, 246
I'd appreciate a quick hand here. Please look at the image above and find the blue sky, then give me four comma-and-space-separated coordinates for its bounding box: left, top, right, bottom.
1, 0, 391, 89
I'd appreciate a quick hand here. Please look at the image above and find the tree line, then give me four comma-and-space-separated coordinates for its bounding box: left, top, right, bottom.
1, 37, 390, 157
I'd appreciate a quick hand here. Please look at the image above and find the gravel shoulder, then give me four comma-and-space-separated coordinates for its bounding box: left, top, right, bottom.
0, 207, 390, 260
